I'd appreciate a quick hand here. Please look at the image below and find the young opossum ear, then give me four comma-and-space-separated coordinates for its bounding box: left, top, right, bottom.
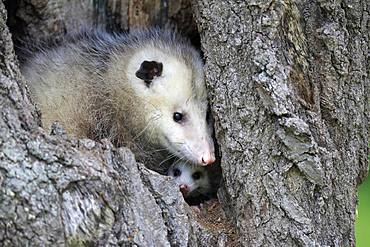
135, 60, 163, 87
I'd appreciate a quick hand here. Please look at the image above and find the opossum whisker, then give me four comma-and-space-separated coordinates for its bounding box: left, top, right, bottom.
159, 153, 177, 167
167, 141, 185, 147
172, 155, 187, 166
132, 115, 161, 142
150, 147, 170, 153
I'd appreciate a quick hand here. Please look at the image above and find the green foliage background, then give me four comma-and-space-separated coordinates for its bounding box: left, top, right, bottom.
356, 160, 370, 246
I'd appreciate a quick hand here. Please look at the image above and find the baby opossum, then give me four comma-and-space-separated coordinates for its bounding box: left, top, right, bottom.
168, 161, 216, 205
21, 29, 215, 170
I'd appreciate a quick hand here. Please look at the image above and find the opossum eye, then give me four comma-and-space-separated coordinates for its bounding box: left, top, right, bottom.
173, 112, 183, 122
192, 172, 202, 180
173, 168, 181, 177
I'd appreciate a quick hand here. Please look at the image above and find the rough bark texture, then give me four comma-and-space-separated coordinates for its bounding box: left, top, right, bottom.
5, 0, 199, 46
0, 1, 227, 246
1, 0, 369, 246
193, 0, 369, 246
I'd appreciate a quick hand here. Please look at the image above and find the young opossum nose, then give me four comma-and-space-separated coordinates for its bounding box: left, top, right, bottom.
201, 153, 216, 166
179, 184, 189, 196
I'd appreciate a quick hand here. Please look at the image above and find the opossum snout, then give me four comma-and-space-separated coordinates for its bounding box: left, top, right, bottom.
179, 184, 189, 196
198, 140, 215, 165
200, 152, 216, 166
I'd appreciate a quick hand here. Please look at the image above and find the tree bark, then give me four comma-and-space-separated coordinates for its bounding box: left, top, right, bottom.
0, 1, 227, 246
5, 0, 199, 46
193, 0, 369, 246
1, 0, 369, 246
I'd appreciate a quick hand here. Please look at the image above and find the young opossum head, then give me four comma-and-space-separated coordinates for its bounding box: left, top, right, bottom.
167, 162, 211, 199
120, 33, 216, 166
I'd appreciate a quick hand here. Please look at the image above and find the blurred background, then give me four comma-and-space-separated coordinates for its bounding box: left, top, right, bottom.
356, 159, 369, 247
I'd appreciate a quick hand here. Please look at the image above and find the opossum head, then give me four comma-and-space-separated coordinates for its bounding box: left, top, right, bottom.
127, 47, 215, 166
168, 162, 211, 198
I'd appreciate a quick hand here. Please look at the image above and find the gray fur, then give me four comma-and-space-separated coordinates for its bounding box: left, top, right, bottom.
21, 28, 211, 172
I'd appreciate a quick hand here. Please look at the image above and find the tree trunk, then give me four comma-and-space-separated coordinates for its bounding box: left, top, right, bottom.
0, 1, 228, 246
5, 0, 199, 46
193, 0, 369, 246
1, 0, 369, 246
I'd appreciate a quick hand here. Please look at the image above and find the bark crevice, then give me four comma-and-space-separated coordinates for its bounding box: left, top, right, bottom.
0, 0, 368, 246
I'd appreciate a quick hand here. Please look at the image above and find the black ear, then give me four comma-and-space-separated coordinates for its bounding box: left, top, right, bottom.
135, 61, 163, 87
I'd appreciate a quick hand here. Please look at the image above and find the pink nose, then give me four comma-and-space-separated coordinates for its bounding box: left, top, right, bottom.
200, 153, 216, 166
179, 184, 189, 196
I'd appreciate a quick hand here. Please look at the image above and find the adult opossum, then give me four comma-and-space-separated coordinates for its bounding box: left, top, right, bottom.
21, 29, 215, 170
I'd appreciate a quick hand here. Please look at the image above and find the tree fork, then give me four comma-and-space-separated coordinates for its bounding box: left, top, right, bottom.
0, 0, 368, 246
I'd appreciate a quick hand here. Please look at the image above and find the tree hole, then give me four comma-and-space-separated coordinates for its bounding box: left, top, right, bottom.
5, 0, 224, 228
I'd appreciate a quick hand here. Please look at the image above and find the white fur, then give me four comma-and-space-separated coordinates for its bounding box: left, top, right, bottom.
123, 46, 213, 164
167, 162, 211, 198
22, 29, 215, 168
